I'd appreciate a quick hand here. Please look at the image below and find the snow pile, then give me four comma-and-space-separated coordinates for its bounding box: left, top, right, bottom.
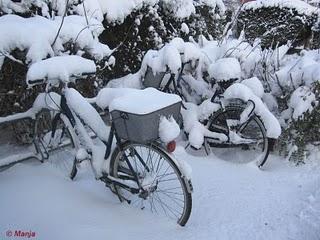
241, 77, 265, 98
181, 101, 228, 148
141, 37, 208, 76
208, 58, 241, 81
224, 83, 282, 138
202, 38, 262, 79
106, 73, 143, 90
0, 14, 111, 65
108, 88, 181, 114
141, 45, 181, 75
26, 56, 96, 85
159, 116, 180, 143
96, 87, 181, 116
243, 0, 320, 16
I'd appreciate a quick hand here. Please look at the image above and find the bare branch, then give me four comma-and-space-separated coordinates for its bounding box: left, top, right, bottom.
51, 0, 70, 48
0, 51, 25, 65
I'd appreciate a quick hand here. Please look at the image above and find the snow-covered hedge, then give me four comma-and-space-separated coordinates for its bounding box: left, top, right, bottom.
0, 13, 111, 118
263, 47, 320, 161
0, 14, 111, 65
99, 1, 227, 80
237, 0, 320, 49
0, 0, 227, 116
0, 0, 225, 22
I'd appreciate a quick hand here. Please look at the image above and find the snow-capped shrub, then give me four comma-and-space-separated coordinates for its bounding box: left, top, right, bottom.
256, 43, 320, 161
0, 13, 111, 116
279, 83, 320, 163
237, 0, 320, 49
0, 15, 111, 64
99, 1, 227, 80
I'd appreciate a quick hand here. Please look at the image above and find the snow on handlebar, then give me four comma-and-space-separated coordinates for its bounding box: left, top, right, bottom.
26, 56, 97, 87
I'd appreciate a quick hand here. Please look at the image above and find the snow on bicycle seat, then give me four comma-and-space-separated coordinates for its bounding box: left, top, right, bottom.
96, 87, 181, 114
26, 56, 96, 86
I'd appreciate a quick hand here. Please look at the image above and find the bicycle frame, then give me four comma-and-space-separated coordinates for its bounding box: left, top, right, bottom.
157, 62, 266, 149
57, 87, 161, 201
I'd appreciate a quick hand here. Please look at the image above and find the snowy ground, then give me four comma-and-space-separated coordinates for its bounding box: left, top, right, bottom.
0, 144, 320, 240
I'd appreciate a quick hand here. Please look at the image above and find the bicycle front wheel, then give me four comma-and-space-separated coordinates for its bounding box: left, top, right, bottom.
207, 105, 270, 168
34, 110, 79, 179
109, 142, 192, 226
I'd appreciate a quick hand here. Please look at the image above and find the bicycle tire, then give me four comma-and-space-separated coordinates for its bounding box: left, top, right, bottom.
34, 110, 79, 179
206, 104, 270, 168
109, 141, 192, 226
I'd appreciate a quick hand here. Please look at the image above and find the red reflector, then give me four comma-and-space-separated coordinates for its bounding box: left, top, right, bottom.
166, 141, 176, 153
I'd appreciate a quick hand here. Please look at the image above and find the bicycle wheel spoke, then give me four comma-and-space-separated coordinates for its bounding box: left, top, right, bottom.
150, 196, 158, 214
156, 189, 185, 203
155, 191, 185, 210
110, 142, 191, 225
208, 106, 269, 166
153, 192, 180, 219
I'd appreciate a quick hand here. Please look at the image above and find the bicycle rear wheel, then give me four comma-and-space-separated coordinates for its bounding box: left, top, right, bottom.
109, 142, 192, 226
34, 110, 79, 179
207, 105, 270, 168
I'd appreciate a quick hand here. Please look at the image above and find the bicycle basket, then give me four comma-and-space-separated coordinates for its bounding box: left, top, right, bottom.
143, 67, 166, 89
111, 102, 181, 143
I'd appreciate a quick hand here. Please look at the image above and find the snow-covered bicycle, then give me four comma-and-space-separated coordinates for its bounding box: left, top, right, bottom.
1, 56, 193, 226
143, 59, 281, 168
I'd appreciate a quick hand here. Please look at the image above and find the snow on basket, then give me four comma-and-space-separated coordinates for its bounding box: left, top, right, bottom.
109, 88, 182, 143
26, 56, 96, 86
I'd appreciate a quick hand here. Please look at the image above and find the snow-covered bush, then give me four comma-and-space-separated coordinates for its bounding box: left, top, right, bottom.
0, 0, 228, 98
0, 13, 111, 117
271, 50, 320, 161
251, 41, 320, 161
145, 36, 320, 159
0, 1, 113, 143
237, 0, 320, 49
99, 1, 227, 80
